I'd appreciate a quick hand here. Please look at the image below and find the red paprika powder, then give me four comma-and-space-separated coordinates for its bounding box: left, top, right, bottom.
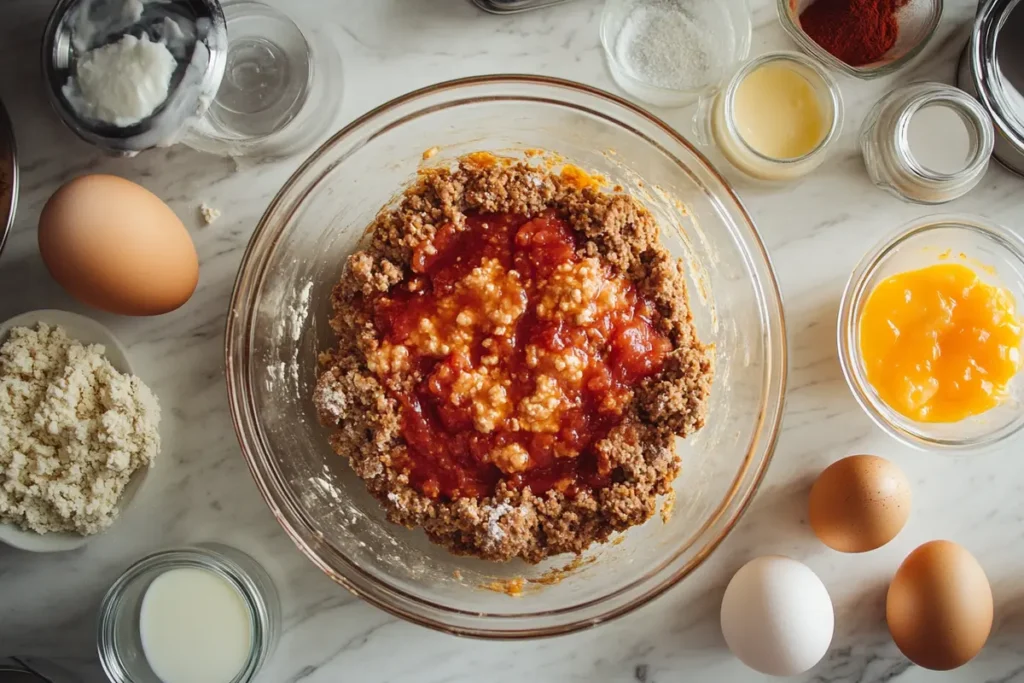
798, 0, 909, 67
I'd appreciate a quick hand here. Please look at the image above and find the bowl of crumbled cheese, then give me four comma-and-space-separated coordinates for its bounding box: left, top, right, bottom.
0, 310, 161, 552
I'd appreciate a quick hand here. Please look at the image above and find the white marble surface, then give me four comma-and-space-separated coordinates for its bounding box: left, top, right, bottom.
2, 0, 1023, 681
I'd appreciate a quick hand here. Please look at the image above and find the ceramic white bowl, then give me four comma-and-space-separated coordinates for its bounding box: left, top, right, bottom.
0, 310, 148, 552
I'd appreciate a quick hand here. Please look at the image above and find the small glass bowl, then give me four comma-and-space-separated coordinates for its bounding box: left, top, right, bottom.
861, 82, 994, 205
777, 0, 942, 79
701, 51, 843, 183
600, 0, 751, 107
838, 215, 1024, 453
97, 545, 280, 683
181, 1, 343, 158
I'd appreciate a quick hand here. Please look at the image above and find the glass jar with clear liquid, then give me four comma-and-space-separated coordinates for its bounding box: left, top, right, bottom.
182, 0, 342, 157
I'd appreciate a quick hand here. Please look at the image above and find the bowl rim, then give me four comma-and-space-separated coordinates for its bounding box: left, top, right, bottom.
225, 74, 787, 638
837, 213, 1024, 452
0, 98, 16, 258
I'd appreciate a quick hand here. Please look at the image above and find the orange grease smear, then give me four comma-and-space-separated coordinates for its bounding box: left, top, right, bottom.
859, 263, 1023, 423
464, 151, 500, 168
559, 164, 605, 189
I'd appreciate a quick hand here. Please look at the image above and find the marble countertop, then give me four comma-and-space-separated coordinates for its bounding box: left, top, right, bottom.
2, 0, 1023, 681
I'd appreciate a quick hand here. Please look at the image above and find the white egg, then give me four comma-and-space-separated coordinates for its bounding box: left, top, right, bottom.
720, 555, 834, 676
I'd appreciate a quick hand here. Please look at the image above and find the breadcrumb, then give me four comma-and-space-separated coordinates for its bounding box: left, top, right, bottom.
199, 202, 221, 225
0, 324, 161, 535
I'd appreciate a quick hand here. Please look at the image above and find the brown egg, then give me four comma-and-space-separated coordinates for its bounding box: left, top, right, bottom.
39, 174, 198, 315
808, 454, 911, 553
887, 540, 993, 670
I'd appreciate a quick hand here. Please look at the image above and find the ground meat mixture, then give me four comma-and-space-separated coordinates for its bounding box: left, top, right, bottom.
314, 153, 713, 563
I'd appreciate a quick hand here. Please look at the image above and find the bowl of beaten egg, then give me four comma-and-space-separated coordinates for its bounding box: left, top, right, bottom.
839, 214, 1024, 452
225, 76, 787, 637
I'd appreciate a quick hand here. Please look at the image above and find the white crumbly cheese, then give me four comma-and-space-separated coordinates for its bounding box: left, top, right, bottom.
0, 324, 161, 535
199, 202, 221, 225
66, 33, 178, 127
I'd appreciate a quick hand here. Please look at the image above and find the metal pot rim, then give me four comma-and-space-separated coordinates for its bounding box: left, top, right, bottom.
0, 98, 16, 258
969, 0, 1024, 151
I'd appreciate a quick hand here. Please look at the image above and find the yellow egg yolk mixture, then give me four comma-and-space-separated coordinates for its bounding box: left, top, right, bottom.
859, 262, 1023, 423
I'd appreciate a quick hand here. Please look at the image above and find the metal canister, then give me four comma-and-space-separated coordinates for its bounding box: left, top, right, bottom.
958, 0, 1024, 177
41, 0, 227, 154
471, 0, 574, 12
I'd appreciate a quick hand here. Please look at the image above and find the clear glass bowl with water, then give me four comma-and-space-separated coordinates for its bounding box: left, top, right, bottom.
182, 1, 342, 157
225, 75, 787, 637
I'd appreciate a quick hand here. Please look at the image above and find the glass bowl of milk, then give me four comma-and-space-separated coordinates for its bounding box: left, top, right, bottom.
97, 545, 280, 683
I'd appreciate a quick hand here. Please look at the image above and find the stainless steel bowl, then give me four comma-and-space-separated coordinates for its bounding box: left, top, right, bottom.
958, 0, 1024, 177
41, 0, 227, 154
0, 99, 16, 257
472, 0, 574, 11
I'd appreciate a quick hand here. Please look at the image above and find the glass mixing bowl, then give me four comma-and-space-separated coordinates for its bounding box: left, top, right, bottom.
225, 75, 786, 638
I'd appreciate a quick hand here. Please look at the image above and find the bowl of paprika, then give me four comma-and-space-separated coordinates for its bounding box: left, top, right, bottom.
777, 0, 942, 79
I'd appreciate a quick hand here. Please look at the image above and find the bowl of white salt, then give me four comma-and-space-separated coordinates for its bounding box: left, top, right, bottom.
599, 0, 752, 108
